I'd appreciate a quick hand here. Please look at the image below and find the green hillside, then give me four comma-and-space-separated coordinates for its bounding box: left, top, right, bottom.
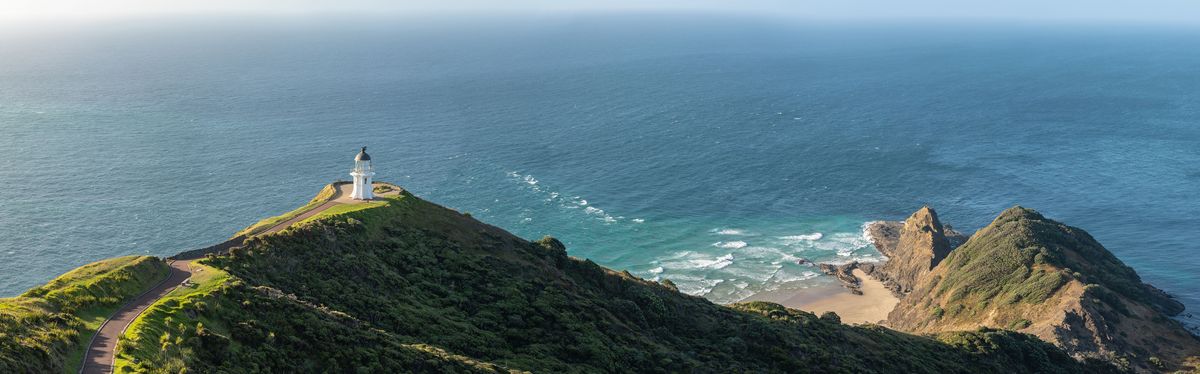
888, 207, 1200, 372
111, 192, 1113, 373
0, 256, 169, 373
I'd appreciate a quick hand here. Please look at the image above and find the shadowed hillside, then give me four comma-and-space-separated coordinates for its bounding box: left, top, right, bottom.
108, 191, 1113, 373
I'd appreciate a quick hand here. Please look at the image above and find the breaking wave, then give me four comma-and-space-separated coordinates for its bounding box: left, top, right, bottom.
642, 221, 885, 304
712, 228, 746, 235
779, 233, 823, 242
712, 240, 748, 249
506, 170, 623, 224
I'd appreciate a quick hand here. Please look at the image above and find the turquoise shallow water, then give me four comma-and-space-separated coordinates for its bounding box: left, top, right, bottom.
1, 16, 1197, 328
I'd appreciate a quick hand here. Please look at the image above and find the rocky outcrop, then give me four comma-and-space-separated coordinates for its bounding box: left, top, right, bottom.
865, 207, 967, 296
818, 262, 879, 295
865, 221, 903, 257
886, 206, 1200, 373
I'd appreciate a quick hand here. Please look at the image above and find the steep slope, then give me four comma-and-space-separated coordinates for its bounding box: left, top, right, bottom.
870, 207, 957, 294
0, 256, 168, 373
887, 206, 1200, 372
111, 191, 1112, 373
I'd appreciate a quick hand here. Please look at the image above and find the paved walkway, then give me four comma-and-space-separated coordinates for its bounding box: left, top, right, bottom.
261, 183, 351, 235
79, 261, 193, 374
79, 182, 401, 374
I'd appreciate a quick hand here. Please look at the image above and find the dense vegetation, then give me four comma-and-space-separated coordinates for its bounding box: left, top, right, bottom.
114, 192, 1112, 373
0, 256, 168, 373
928, 207, 1181, 317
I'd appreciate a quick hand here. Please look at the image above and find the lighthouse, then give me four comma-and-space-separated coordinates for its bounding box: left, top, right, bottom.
350, 146, 375, 200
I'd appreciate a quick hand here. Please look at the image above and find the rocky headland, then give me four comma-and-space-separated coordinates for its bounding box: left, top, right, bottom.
845, 205, 1200, 373
3, 182, 1197, 372
2, 187, 1131, 374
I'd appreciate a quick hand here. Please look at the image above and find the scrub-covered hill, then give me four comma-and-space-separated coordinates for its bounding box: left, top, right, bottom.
887, 207, 1200, 373
0, 256, 168, 373
107, 191, 1112, 373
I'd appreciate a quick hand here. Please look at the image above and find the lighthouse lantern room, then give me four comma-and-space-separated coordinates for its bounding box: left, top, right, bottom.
350, 146, 375, 200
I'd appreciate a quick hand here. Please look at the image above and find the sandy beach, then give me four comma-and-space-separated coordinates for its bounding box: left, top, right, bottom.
744, 269, 899, 324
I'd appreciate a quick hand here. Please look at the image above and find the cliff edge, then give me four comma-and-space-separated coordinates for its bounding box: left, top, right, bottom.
867, 207, 965, 295
885, 206, 1200, 373
101, 193, 1112, 373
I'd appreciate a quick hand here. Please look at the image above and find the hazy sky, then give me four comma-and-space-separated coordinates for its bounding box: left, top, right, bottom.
3, 0, 1200, 24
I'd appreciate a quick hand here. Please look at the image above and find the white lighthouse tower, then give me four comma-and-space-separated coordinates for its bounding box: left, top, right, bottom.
350, 146, 375, 200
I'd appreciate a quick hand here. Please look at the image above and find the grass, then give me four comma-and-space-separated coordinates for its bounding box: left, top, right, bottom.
295, 199, 389, 226
921, 208, 1088, 326
0, 256, 168, 374
239, 181, 401, 238
894, 206, 1200, 372
10, 196, 1128, 373
62, 307, 117, 374
233, 182, 341, 238
0, 298, 79, 373
113, 262, 231, 373
114, 193, 1107, 373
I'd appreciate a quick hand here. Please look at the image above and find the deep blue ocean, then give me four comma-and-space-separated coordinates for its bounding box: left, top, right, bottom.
1, 15, 1197, 327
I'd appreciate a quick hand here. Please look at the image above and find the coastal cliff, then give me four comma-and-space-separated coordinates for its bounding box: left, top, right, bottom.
878, 206, 1200, 373
865, 207, 967, 296
3, 190, 1115, 373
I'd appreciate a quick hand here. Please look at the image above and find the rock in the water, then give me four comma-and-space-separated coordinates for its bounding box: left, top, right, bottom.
818, 262, 864, 294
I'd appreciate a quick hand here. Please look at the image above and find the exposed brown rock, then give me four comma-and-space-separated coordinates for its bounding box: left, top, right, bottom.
865, 221, 903, 257
885, 206, 1200, 373
865, 207, 967, 296
818, 262, 875, 295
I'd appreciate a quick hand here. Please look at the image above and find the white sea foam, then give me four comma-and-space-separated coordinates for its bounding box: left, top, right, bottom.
860, 221, 880, 242
648, 224, 887, 304
725, 263, 781, 283
632, 218, 645, 223
712, 241, 748, 249
648, 266, 664, 275
760, 269, 821, 292
507, 170, 625, 224
697, 279, 724, 296
779, 233, 823, 242
702, 253, 735, 269
670, 274, 726, 296
658, 251, 735, 271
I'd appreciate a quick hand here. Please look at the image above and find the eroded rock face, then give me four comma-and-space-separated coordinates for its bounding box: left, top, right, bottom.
868, 207, 959, 295
885, 206, 1200, 373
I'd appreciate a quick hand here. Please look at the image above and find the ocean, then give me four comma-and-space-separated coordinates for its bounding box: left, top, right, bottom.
1, 15, 1197, 327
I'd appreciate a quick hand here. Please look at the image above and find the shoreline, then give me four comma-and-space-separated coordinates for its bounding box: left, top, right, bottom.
743, 268, 898, 324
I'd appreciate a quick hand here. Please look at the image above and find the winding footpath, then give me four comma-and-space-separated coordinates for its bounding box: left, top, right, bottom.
79, 183, 398, 374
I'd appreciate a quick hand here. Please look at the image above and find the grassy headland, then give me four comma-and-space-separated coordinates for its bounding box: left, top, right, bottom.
0, 255, 168, 373
112, 262, 231, 372
233, 182, 341, 238
888, 207, 1200, 372
109, 191, 1113, 373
